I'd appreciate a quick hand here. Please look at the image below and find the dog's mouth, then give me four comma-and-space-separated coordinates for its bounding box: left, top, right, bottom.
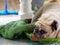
31, 26, 47, 41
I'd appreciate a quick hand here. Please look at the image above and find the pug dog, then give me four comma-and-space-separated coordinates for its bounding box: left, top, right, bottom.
31, 0, 60, 41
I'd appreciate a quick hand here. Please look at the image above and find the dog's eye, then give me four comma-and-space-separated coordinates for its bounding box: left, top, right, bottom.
39, 30, 47, 34
51, 20, 58, 31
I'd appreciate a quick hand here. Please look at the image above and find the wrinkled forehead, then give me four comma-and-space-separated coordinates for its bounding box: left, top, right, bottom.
37, 16, 54, 26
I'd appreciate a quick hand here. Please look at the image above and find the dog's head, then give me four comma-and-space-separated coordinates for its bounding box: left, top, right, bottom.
31, 15, 58, 41
31, 0, 60, 41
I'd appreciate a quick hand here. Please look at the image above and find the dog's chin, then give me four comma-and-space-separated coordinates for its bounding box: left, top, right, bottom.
31, 33, 44, 41
31, 33, 40, 41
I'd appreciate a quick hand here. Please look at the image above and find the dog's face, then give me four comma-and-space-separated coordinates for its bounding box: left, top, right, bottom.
31, 15, 58, 41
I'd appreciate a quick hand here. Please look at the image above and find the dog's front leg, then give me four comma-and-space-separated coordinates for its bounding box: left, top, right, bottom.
56, 30, 60, 38
49, 30, 60, 38
49, 31, 58, 38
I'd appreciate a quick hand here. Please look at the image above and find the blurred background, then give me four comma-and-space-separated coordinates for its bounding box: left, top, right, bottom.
0, 0, 19, 10
0, 0, 59, 45
0, 0, 44, 12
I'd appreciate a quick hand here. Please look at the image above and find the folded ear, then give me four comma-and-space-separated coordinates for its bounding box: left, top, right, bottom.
51, 20, 58, 31
31, 7, 43, 22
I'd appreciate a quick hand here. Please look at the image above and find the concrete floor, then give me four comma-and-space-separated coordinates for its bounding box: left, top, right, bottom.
0, 37, 60, 45
0, 37, 28, 45
0, 15, 20, 25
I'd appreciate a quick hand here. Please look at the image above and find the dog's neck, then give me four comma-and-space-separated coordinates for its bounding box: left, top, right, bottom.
43, 3, 60, 15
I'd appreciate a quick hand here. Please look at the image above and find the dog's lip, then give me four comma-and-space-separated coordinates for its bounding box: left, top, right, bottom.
31, 33, 41, 41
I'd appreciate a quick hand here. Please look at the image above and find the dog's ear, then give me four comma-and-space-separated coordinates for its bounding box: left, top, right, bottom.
51, 20, 58, 31
31, 7, 43, 22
